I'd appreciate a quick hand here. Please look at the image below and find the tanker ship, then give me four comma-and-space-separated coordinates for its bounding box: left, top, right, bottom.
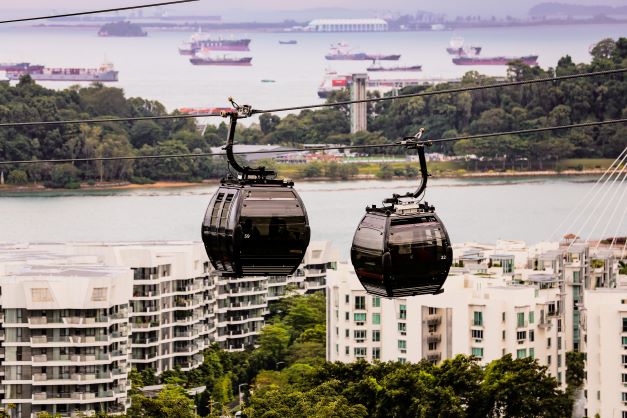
5, 63, 118, 82
325, 43, 400, 61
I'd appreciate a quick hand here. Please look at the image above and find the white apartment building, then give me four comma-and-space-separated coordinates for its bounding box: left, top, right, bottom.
327, 261, 569, 383
581, 288, 627, 418
71, 242, 215, 374
0, 257, 132, 418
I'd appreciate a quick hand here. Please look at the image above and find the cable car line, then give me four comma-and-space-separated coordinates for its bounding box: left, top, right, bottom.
585, 162, 627, 247
564, 150, 627, 253
593, 166, 627, 250
0, 0, 199, 24
0, 68, 624, 129
0, 118, 624, 166
248, 68, 627, 116
548, 147, 627, 242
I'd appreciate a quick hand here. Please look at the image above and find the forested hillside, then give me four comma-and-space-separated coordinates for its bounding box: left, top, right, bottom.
0, 37, 625, 187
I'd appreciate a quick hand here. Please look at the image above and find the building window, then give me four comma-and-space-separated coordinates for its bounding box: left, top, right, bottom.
472, 329, 483, 339
623, 318, 627, 333
428, 342, 438, 350
547, 355, 551, 365
345, 346, 349, 355
373, 348, 380, 360
398, 340, 407, 350
428, 307, 437, 315
354, 330, 366, 342
335, 344, 338, 353
398, 358, 406, 364
398, 323, 406, 334
354, 347, 367, 357
558, 337, 562, 350
516, 331, 527, 341
517, 312, 525, 328
558, 354, 562, 367
355, 296, 366, 310
373, 313, 381, 325
502, 312, 506, 322
529, 348, 535, 358
473, 311, 483, 326
529, 330, 535, 342
558, 372, 562, 384
91, 287, 107, 301
372, 296, 381, 308
399, 305, 407, 319
372, 330, 381, 342
345, 312, 349, 321
354, 313, 366, 323
345, 295, 349, 304
557, 319, 562, 333
529, 311, 534, 324
516, 349, 527, 359
345, 329, 349, 338
31, 288, 53, 302
471, 347, 484, 358
573, 271, 580, 283
502, 330, 506, 341
622, 373, 627, 383
622, 355, 627, 365
547, 337, 552, 348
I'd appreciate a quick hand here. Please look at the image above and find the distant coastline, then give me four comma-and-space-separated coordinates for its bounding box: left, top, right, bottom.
0, 169, 604, 194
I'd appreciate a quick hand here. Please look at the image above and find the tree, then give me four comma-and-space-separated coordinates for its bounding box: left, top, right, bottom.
46, 163, 79, 188
7, 169, 28, 185
127, 385, 195, 418
130, 120, 164, 148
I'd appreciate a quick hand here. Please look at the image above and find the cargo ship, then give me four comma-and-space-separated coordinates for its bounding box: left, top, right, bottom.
179, 32, 251, 55
98, 21, 147, 37
189, 55, 252, 66
317, 71, 423, 98
452, 55, 538, 66
367, 64, 422, 72
5, 63, 118, 82
446, 36, 482, 56
325, 43, 400, 61
279, 40, 297, 45
178, 107, 235, 115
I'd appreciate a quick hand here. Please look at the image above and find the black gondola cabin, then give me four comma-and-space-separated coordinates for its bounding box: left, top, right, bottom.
202, 181, 310, 277
351, 201, 452, 297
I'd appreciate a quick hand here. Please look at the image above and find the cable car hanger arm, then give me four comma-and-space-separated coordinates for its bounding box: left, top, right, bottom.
222, 98, 277, 181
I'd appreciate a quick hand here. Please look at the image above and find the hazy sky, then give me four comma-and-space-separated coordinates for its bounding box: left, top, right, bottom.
5, 0, 627, 19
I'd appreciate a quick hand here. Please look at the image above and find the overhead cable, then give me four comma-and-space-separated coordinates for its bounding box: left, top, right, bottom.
0, 68, 624, 129
0, 118, 624, 166
0, 0, 199, 24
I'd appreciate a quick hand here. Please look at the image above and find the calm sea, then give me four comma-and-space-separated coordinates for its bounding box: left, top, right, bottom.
1, 176, 625, 258
0, 23, 624, 119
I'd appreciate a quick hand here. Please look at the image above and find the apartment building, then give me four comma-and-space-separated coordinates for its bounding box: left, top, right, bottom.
0, 261, 132, 418
70, 242, 215, 374
327, 260, 569, 382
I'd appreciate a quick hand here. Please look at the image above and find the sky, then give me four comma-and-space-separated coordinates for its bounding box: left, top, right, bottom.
5, 0, 627, 20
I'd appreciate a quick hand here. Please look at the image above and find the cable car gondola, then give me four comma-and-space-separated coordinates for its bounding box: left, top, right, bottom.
202, 106, 310, 276
351, 130, 452, 298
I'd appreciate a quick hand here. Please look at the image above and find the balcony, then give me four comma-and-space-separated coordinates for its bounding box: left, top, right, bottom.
427, 317, 442, 326
426, 353, 441, 363
427, 335, 441, 344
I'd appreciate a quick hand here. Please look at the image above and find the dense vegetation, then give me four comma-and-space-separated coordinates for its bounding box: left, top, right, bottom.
0, 37, 624, 187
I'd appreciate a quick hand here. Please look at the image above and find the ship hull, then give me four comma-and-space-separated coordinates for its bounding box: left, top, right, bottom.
189, 57, 252, 66
6, 71, 118, 82
452, 55, 538, 65
367, 65, 422, 72
325, 54, 401, 61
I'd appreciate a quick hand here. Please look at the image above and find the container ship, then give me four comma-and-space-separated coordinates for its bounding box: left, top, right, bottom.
325, 43, 400, 61
189, 55, 252, 66
5, 63, 118, 82
179, 32, 251, 55
452, 55, 538, 66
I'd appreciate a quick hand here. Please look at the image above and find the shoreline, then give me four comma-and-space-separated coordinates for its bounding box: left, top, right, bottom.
0, 169, 604, 194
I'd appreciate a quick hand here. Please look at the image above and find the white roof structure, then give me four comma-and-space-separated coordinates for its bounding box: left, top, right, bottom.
307, 18, 388, 32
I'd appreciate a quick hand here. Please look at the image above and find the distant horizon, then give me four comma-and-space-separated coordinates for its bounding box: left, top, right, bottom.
3, 0, 627, 23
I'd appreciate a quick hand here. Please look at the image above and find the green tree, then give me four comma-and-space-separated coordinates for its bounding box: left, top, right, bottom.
7, 169, 28, 185
127, 385, 195, 418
